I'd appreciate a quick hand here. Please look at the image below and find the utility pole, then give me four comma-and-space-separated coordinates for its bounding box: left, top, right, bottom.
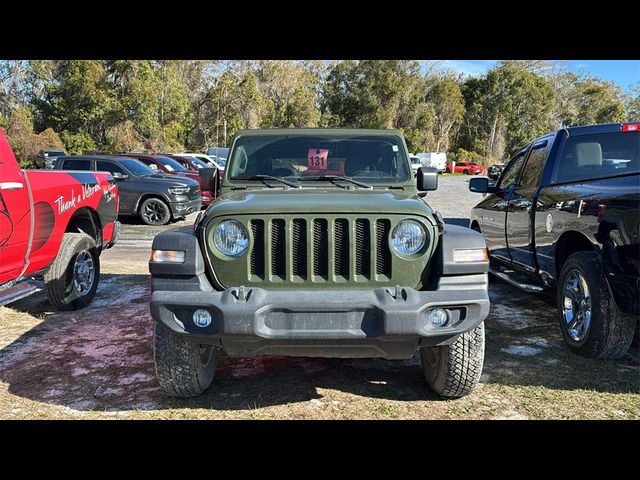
224, 118, 227, 146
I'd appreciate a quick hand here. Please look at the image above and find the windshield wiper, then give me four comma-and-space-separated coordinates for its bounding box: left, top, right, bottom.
298, 175, 372, 189
234, 175, 301, 188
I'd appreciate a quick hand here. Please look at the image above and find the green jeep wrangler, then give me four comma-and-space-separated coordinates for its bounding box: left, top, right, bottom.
149, 129, 490, 398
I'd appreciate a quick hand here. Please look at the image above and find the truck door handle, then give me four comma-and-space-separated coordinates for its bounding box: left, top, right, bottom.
0, 182, 24, 190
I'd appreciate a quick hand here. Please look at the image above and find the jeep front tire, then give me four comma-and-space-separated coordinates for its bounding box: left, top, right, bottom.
420, 322, 485, 398
154, 323, 217, 397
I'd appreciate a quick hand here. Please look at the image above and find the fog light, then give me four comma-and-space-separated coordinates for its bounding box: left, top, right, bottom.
427, 308, 449, 327
193, 309, 212, 328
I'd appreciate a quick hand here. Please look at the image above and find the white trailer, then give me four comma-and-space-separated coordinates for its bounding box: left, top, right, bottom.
416, 152, 447, 173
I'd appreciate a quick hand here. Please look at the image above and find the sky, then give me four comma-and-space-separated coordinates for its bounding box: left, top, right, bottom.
430, 60, 639, 92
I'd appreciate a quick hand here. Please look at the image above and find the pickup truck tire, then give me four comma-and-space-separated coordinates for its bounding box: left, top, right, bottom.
44, 232, 100, 311
420, 322, 485, 398
154, 323, 217, 397
139, 197, 171, 226
557, 252, 635, 359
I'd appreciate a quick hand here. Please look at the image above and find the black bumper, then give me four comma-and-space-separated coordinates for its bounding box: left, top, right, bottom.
150, 275, 489, 359
149, 223, 490, 359
168, 198, 201, 217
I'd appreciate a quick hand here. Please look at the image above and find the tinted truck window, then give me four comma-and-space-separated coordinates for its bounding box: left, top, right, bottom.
519, 140, 550, 189
498, 150, 528, 189
554, 132, 639, 184
61, 159, 92, 170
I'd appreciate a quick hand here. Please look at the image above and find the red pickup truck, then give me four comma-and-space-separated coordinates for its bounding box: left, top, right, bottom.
0, 128, 120, 310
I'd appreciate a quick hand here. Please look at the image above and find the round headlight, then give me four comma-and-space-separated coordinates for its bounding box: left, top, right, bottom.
390, 219, 426, 255
214, 220, 249, 257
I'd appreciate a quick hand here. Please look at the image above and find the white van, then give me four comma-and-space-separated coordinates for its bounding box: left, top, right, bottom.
416, 152, 447, 173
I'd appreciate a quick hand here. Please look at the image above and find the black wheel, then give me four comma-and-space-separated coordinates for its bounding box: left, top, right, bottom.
557, 252, 635, 359
463, 169, 469, 175
154, 323, 217, 397
44, 233, 100, 311
139, 197, 171, 226
420, 322, 485, 398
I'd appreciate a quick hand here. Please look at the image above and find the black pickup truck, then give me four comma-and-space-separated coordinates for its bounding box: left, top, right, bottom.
469, 122, 639, 359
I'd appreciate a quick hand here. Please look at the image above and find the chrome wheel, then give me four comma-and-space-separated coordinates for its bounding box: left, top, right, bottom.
72, 250, 95, 297
562, 269, 591, 342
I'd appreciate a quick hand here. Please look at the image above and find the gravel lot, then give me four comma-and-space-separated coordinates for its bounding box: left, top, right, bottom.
0, 175, 638, 419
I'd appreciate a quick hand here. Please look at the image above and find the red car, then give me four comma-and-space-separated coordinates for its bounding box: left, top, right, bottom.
115, 153, 213, 207
0, 128, 119, 310
164, 154, 223, 199
447, 161, 485, 175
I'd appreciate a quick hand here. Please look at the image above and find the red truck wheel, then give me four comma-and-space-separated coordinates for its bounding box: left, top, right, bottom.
44, 233, 100, 311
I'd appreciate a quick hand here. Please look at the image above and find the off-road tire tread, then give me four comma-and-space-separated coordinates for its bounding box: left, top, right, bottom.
44, 232, 99, 311
154, 323, 216, 397
558, 252, 635, 359
421, 322, 484, 398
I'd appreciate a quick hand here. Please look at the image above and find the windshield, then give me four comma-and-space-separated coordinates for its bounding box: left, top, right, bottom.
156, 156, 187, 171
229, 134, 410, 183
189, 157, 210, 169
118, 158, 156, 176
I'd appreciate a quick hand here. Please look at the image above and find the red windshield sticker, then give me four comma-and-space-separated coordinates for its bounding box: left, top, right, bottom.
308, 148, 328, 169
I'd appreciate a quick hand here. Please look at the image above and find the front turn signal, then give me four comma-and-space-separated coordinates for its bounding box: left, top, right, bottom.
452, 248, 489, 263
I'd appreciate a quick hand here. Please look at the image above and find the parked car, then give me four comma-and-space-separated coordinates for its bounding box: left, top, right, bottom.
149, 128, 490, 399
447, 161, 485, 175
409, 155, 422, 176
38, 149, 67, 169
112, 153, 213, 207
416, 152, 447, 173
172, 153, 225, 170
164, 154, 225, 198
56, 155, 201, 226
469, 122, 639, 359
206, 146, 229, 165
487, 162, 506, 180
1, 128, 119, 310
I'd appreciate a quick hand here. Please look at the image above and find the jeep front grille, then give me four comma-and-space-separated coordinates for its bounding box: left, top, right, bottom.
249, 217, 392, 283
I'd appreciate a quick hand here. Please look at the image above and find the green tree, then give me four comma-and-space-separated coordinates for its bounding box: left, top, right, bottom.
5, 106, 64, 167
321, 60, 433, 152
628, 83, 640, 120
569, 75, 627, 125
457, 62, 556, 162
424, 76, 465, 152
31, 60, 119, 147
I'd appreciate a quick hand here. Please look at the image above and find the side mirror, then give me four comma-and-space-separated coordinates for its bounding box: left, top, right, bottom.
469, 176, 494, 193
112, 172, 129, 181
417, 167, 438, 191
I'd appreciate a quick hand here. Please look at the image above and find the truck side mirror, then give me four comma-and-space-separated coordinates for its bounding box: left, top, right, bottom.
417, 167, 438, 191
469, 176, 492, 193
112, 172, 129, 181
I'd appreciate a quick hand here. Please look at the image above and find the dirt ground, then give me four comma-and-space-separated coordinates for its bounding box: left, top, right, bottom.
0, 176, 638, 419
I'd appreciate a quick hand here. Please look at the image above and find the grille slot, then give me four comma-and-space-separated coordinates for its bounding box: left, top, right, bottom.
334, 219, 349, 277
271, 219, 286, 278
313, 219, 328, 277
292, 219, 307, 278
376, 219, 392, 275
245, 217, 394, 283
355, 219, 370, 277
250, 220, 265, 277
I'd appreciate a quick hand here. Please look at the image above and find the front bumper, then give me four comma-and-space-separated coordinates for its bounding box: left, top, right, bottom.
150, 275, 489, 359
169, 198, 201, 217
